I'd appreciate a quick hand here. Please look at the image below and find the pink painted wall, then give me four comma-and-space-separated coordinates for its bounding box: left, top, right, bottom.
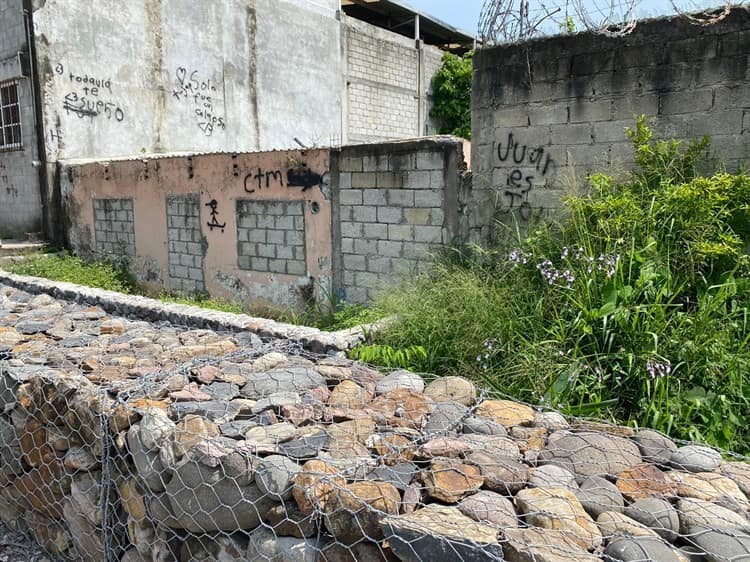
62, 149, 332, 310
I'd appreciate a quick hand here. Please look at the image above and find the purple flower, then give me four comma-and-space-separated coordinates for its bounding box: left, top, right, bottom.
646, 359, 671, 378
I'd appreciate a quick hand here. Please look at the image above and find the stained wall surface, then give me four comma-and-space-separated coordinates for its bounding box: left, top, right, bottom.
61, 137, 468, 308
0, 0, 41, 237
472, 9, 750, 241
62, 149, 333, 310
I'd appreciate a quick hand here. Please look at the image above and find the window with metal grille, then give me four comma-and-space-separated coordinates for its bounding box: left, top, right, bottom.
0, 80, 22, 151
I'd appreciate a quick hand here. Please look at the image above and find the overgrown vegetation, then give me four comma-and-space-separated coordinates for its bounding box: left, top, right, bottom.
6, 252, 136, 293
4, 252, 381, 332
430, 51, 473, 139
369, 117, 750, 453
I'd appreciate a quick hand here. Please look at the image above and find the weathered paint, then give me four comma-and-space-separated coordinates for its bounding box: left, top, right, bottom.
61, 149, 332, 309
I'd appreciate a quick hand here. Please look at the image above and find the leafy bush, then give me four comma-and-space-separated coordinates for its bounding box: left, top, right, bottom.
430, 51, 473, 139
371, 117, 750, 452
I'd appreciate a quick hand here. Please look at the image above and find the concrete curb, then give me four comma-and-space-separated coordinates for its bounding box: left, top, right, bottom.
0, 269, 367, 353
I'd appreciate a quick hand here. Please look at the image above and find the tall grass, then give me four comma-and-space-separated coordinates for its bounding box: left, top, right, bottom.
371, 117, 750, 452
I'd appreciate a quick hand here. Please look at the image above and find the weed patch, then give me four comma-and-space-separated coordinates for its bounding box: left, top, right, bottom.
369, 117, 750, 452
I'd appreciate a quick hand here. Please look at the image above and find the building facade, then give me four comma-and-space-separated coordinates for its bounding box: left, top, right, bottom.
0, 0, 471, 239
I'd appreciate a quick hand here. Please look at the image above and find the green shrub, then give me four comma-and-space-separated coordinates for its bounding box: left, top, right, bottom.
6, 252, 135, 293
430, 51, 473, 139
370, 117, 750, 452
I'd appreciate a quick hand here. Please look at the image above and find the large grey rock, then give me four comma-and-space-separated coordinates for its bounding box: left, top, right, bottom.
0, 365, 39, 410
180, 536, 247, 561
241, 368, 325, 399
691, 528, 750, 562
279, 432, 329, 460
458, 490, 518, 528
462, 415, 508, 436
139, 409, 175, 451
127, 424, 171, 492
171, 400, 239, 422
671, 445, 722, 473
576, 475, 624, 518
604, 537, 682, 562
538, 431, 642, 478
623, 498, 680, 541
678, 497, 750, 535
503, 527, 600, 562
63, 500, 104, 561
15, 320, 52, 335
255, 454, 300, 501
633, 429, 677, 466
246, 527, 319, 562
368, 462, 419, 491
528, 465, 578, 490
382, 505, 505, 562
164, 459, 275, 532
0, 416, 23, 476
424, 402, 469, 433
465, 450, 528, 494
374, 370, 425, 394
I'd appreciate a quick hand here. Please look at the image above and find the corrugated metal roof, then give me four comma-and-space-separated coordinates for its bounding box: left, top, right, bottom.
341, 0, 474, 49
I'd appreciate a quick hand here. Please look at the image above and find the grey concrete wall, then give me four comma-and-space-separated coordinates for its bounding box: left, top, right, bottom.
342, 15, 446, 144
472, 8, 750, 240
0, 0, 41, 238
332, 137, 466, 303
31, 0, 342, 162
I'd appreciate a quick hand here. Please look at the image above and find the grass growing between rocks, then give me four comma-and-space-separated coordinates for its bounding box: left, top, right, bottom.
3, 252, 383, 331
367, 118, 750, 453
5, 252, 136, 293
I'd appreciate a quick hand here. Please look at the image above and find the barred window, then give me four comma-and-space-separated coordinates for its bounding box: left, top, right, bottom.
0, 80, 22, 151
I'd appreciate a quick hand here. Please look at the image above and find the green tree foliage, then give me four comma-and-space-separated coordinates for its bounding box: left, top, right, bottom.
430, 51, 473, 139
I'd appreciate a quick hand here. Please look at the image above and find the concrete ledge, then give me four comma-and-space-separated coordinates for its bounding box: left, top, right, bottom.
0, 269, 367, 353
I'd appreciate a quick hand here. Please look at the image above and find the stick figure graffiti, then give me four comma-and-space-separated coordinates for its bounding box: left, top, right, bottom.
205, 199, 226, 232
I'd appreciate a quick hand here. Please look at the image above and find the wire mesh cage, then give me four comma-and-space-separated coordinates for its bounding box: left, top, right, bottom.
2, 282, 750, 561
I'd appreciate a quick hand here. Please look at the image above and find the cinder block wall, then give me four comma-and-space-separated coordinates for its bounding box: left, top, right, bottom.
472, 8, 750, 239
343, 15, 446, 144
332, 137, 467, 303
61, 137, 469, 309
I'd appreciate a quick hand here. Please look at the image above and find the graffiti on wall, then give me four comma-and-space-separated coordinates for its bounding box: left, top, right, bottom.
172, 67, 226, 136
495, 131, 557, 221
243, 164, 327, 195
205, 199, 226, 232
55, 64, 126, 123
0, 162, 18, 198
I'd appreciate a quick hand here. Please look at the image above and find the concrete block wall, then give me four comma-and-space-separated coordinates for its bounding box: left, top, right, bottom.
93, 198, 136, 258
472, 8, 750, 239
332, 137, 467, 303
236, 200, 306, 276
62, 148, 332, 310
62, 138, 468, 308
343, 15, 446, 144
166, 194, 205, 293
0, 0, 41, 238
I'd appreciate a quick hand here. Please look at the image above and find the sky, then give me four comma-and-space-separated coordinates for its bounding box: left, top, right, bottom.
405, 0, 726, 36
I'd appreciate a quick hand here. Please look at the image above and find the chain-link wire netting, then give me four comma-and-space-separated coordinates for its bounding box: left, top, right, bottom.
3, 283, 750, 562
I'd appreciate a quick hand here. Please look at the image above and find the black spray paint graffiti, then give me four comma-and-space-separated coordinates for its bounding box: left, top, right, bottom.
0, 162, 17, 198
496, 131, 557, 221
243, 165, 326, 194
205, 199, 226, 232
55, 63, 125, 122
173, 67, 226, 137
